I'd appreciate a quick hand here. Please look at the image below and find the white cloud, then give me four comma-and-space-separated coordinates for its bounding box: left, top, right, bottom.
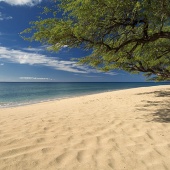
0, 0, 42, 6
84, 75, 101, 78
0, 46, 118, 76
0, 12, 12, 21
20, 77, 52, 80
0, 46, 89, 73
0, 63, 4, 66
62, 45, 68, 48
104, 72, 118, 76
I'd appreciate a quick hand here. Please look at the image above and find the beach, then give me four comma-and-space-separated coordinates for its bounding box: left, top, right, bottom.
0, 85, 170, 170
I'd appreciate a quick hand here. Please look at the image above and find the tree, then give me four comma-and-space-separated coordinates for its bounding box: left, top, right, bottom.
21, 0, 170, 81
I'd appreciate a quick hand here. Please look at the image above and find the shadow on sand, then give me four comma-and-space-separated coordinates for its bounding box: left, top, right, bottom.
136, 88, 170, 123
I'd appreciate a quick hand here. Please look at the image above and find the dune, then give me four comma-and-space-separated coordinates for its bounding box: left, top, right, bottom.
0, 85, 170, 170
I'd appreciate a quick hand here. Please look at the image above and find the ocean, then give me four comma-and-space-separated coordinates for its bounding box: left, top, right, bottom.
0, 82, 169, 108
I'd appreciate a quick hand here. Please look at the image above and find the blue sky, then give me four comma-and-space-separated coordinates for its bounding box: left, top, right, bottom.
0, 0, 146, 82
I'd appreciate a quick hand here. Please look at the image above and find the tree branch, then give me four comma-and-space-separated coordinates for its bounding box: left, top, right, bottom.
115, 31, 170, 52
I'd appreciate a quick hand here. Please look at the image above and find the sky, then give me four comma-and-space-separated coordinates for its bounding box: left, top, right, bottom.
0, 0, 146, 82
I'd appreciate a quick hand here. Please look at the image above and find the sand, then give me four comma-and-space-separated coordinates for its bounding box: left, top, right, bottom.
0, 85, 170, 170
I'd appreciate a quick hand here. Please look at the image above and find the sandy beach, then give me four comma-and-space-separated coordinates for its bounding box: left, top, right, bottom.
0, 85, 170, 170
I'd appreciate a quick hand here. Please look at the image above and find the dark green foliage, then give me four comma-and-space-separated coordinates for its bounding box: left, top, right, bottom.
21, 0, 170, 81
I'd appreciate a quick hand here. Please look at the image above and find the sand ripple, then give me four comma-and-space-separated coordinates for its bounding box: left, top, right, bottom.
0, 85, 170, 170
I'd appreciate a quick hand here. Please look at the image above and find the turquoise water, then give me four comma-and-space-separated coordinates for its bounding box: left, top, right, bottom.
0, 82, 169, 107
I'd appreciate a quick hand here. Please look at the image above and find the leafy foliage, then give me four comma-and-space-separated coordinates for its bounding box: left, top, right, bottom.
21, 0, 170, 81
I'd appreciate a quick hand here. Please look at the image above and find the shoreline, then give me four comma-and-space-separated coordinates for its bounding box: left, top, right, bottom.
0, 84, 170, 109
0, 85, 170, 170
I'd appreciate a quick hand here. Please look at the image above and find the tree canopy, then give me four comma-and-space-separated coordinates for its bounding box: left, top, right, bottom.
21, 0, 170, 81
